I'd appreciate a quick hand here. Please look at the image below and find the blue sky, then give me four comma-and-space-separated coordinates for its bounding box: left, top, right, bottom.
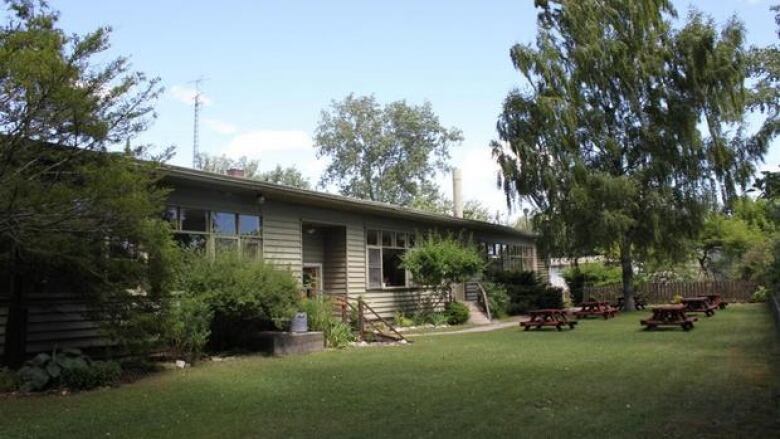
42, 1, 780, 218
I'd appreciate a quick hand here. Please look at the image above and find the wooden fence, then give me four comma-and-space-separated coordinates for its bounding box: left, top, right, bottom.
583, 280, 758, 304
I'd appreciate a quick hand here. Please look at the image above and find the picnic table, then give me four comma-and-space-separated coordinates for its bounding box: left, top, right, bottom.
521, 309, 578, 331
681, 297, 717, 317
706, 294, 728, 310
640, 304, 697, 331
574, 300, 617, 319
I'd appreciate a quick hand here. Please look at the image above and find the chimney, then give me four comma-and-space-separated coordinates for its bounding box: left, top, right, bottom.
226, 168, 245, 178
452, 168, 463, 218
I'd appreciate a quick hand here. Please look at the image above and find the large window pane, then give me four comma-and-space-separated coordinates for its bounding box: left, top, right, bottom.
382, 248, 406, 287
215, 237, 238, 254
382, 231, 393, 247
242, 238, 262, 260
173, 233, 207, 252
213, 212, 237, 235
239, 214, 261, 236
368, 248, 381, 289
366, 230, 379, 246
396, 233, 406, 248
180, 208, 208, 232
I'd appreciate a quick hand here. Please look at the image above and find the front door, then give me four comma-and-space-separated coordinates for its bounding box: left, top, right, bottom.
302, 264, 323, 298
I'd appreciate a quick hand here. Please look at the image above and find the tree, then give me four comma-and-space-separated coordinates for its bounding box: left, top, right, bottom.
410, 190, 491, 221
401, 235, 484, 314
0, 1, 178, 366
195, 153, 311, 189
259, 164, 311, 189
314, 94, 463, 205
492, 1, 773, 309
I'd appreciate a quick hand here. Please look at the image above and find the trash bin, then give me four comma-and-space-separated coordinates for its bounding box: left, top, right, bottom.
290, 312, 308, 333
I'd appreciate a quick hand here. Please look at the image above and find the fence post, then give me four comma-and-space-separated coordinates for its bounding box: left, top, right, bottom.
357, 297, 365, 341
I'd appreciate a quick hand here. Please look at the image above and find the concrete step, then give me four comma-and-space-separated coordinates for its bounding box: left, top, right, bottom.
464, 300, 492, 325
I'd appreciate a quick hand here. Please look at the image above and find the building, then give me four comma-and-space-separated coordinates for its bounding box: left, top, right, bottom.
162, 165, 545, 317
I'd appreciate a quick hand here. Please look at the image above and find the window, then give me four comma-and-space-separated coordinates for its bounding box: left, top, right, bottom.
213, 212, 237, 235
366, 228, 415, 289
181, 208, 208, 232
166, 206, 262, 260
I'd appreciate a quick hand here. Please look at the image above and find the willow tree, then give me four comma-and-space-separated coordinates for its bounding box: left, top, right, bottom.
492, 1, 771, 308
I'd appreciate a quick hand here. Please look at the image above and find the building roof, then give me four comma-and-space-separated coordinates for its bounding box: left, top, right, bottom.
161, 164, 536, 240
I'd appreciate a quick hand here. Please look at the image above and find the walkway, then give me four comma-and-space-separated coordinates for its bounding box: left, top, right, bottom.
408, 315, 529, 337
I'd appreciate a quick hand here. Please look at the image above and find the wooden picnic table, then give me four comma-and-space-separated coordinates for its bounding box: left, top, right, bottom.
521, 309, 578, 331
574, 300, 617, 319
640, 304, 697, 331
706, 294, 728, 310
681, 297, 717, 317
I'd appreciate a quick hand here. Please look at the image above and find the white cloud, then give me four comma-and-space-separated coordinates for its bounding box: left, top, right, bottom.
169, 85, 212, 106
222, 130, 312, 157
203, 118, 238, 135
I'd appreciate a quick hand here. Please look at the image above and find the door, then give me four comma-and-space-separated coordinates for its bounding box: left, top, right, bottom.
302, 264, 323, 298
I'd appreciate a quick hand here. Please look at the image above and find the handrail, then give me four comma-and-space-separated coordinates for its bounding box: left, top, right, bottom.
475, 282, 492, 321
332, 296, 409, 343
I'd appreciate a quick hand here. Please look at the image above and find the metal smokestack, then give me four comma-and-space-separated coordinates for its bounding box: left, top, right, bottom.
453, 168, 463, 218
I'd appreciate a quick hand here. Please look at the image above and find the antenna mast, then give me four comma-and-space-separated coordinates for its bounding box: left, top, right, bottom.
191, 77, 205, 168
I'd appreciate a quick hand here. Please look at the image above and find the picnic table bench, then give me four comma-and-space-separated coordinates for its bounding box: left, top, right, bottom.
574, 300, 617, 319
640, 305, 697, 331
681, 297, 717, 317
521, 309, 578, 331
706, 294, 728, 310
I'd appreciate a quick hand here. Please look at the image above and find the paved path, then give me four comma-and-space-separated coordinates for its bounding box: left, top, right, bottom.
408, 315, 529, 337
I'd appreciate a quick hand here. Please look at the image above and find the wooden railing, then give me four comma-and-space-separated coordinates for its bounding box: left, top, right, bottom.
332, 296, 408, 343
584, 280, 758, 304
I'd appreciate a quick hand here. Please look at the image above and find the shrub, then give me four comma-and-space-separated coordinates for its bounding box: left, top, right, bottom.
167, 295, 213, 363
446, 301, 470, 325
402, 234, 485, 310
302, 296, 355, 348
178, 251, 301, 350
430, 312, 449, 326
490, 270, 563, 314
562, 263, 622, 304
61, 361, 121, 390
482, 282, 510, 318
751, 286, 770, 303
0, 367, 18, 392
393, 311, 415, 327
16, 349, 119, 392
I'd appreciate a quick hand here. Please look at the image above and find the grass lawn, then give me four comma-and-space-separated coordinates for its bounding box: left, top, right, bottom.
1, 304, 778, 438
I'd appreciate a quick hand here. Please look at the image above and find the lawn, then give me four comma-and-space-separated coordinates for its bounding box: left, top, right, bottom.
1, 305, 778, 438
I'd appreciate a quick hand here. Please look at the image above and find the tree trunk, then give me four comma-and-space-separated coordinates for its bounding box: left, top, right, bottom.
3, 245, 27, 368
620, 242, 635, 311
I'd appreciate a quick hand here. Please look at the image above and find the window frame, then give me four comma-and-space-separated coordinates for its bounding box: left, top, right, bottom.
166, 205, 263, 260
365, 228, 416, 290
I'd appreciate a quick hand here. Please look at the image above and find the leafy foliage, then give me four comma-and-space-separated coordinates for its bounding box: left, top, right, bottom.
16, 349, 118, 392
166, 295, 213, 363
490, 271, 563, 314
0, 367, 18, 392
301, 296, 354, 348
401, 234, 485, 310
492, 0, 774, 308
445, 301, 470, 325
177, 251, 301, 350
410, 192, 492, 221
481, 282, 510, 318
195, 153, 312, 189
314, 94, 463, 205
562, 263, 623, 304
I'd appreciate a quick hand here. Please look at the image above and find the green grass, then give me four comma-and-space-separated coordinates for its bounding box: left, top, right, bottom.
1, 305, 778, 438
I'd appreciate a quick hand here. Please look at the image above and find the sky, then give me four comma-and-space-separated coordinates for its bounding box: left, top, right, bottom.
28, 0, 780, 220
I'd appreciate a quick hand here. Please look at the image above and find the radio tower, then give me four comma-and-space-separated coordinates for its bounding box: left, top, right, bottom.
191, 77, 205, 168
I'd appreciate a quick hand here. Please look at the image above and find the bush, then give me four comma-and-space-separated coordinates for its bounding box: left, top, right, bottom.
61, 361, 121, 390
0, 367, 18, 392
394, 311, 415, 327
302, 296, 355, 348
562, 263, 622, 304
490, 270, 563, 314
482, 282, 510, 318
751, 286, 770, 303
178, 251, 301, 350
16, 349, 120, 392
446, 301, 470, 325
430, 312, 449, 326
167, 295, 213, 363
